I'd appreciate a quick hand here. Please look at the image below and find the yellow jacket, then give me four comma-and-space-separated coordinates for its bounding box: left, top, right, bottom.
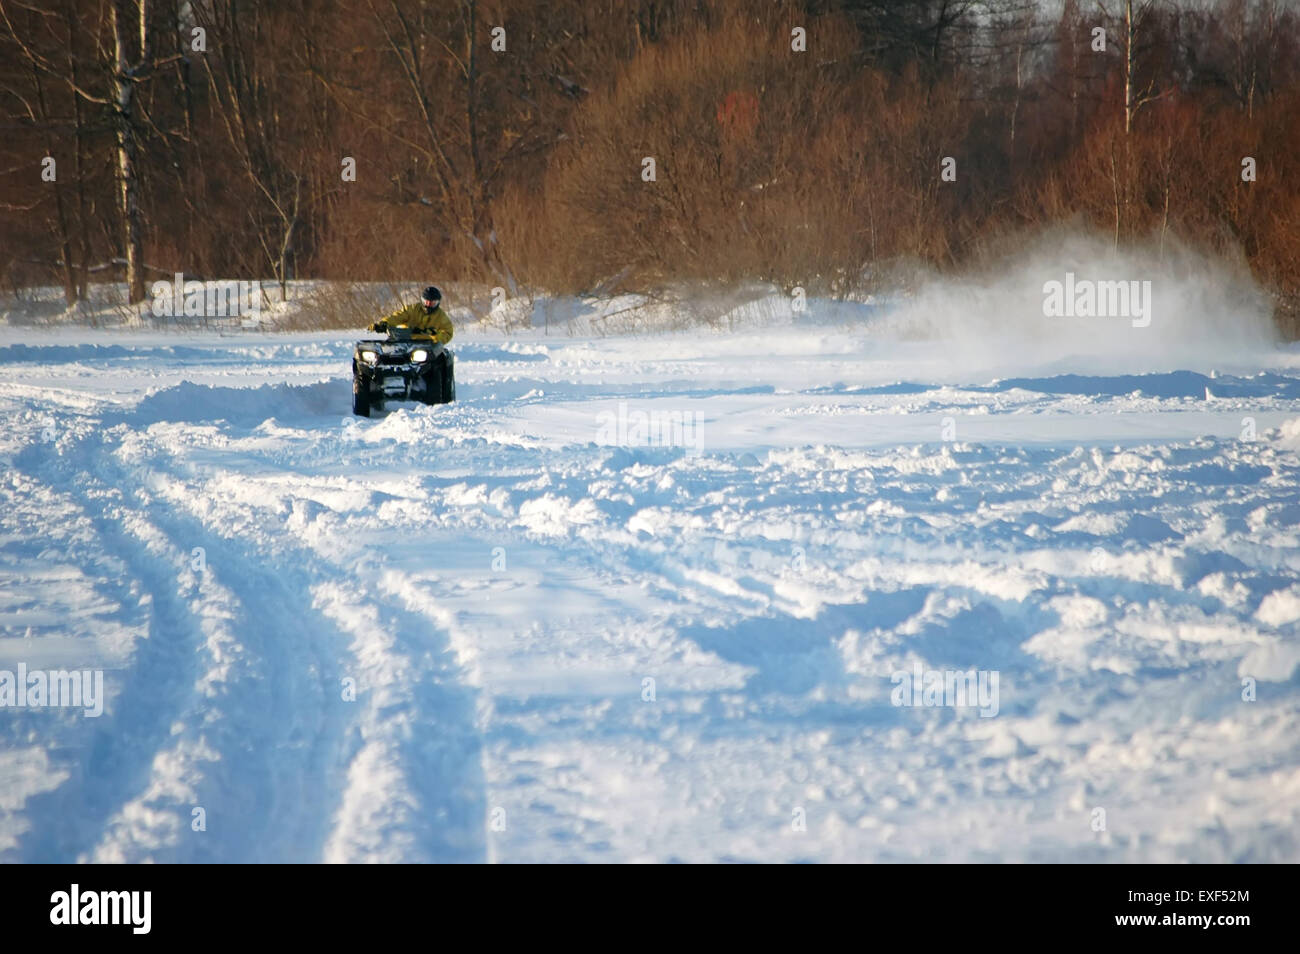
372, 302, 454, 344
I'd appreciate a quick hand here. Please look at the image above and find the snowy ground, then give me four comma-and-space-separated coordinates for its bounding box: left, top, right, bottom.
2, 302, 1300, 863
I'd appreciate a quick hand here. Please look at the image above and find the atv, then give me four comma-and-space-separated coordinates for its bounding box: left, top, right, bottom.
351, 328, 455, 417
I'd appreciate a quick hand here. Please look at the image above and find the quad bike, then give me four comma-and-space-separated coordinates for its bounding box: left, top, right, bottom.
351, 327, 455, 416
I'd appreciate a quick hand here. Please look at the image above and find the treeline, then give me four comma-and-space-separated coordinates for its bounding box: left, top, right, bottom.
2, 0, 1299, 332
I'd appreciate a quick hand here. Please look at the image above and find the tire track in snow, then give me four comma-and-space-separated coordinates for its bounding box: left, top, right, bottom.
8, 455, 225, 862
13, 429, 350, 861
0, 471, 170, 862
312, 578, 488, 863
16, 398, 497, 862
126, 442, 491, 862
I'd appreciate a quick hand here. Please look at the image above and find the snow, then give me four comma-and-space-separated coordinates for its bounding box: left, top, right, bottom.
1256, 586, 1300, 627
2, 299, 1300, 862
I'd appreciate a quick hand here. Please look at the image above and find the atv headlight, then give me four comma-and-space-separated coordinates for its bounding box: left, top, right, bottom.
411, 349, 429, 363
360, 350, 378, 365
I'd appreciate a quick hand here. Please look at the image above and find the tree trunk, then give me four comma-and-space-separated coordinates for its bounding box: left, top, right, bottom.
67, 9, 91, 304
112, 0, 146, 304
1124, 0, 1135, 134
29, 64, 76, 306
1110, 146, 1122, 247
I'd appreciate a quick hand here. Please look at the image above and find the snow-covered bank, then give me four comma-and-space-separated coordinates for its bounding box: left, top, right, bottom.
2, 316, 1299, 862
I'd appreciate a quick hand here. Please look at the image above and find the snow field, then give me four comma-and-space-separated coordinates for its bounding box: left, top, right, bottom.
2, 317, 1299, 862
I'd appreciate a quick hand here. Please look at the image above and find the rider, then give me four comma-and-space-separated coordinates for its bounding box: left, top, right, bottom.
371, 285, 454, 344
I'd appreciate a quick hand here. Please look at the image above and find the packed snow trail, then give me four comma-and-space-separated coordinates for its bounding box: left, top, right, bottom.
2, 321, 1300, 862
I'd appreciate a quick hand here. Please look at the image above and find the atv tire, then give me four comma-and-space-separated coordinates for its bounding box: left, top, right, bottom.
352, 366, 371, 417
419, 352, 456, 405
441, 352, 456, 403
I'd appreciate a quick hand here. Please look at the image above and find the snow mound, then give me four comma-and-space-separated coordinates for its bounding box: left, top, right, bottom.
1256, 586, 1300, 627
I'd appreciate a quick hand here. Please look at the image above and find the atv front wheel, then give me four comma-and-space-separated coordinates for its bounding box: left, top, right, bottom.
440, 353, 456, 403
419, 353, 455, 405
418, 369, 443, 405
352, 367, 371, 417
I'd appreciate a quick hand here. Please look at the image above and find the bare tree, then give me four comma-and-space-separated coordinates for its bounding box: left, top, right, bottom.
1097, 0, 1171, 132
8, 0, 181, 304
194, 0, 312, 299
0, 1, 81, 305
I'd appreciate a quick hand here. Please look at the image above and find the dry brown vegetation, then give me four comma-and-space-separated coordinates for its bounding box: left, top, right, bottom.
2, 0, 1299, 334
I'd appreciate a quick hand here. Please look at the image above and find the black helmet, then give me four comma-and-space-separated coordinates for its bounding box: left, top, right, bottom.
422, 286, 441, 308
